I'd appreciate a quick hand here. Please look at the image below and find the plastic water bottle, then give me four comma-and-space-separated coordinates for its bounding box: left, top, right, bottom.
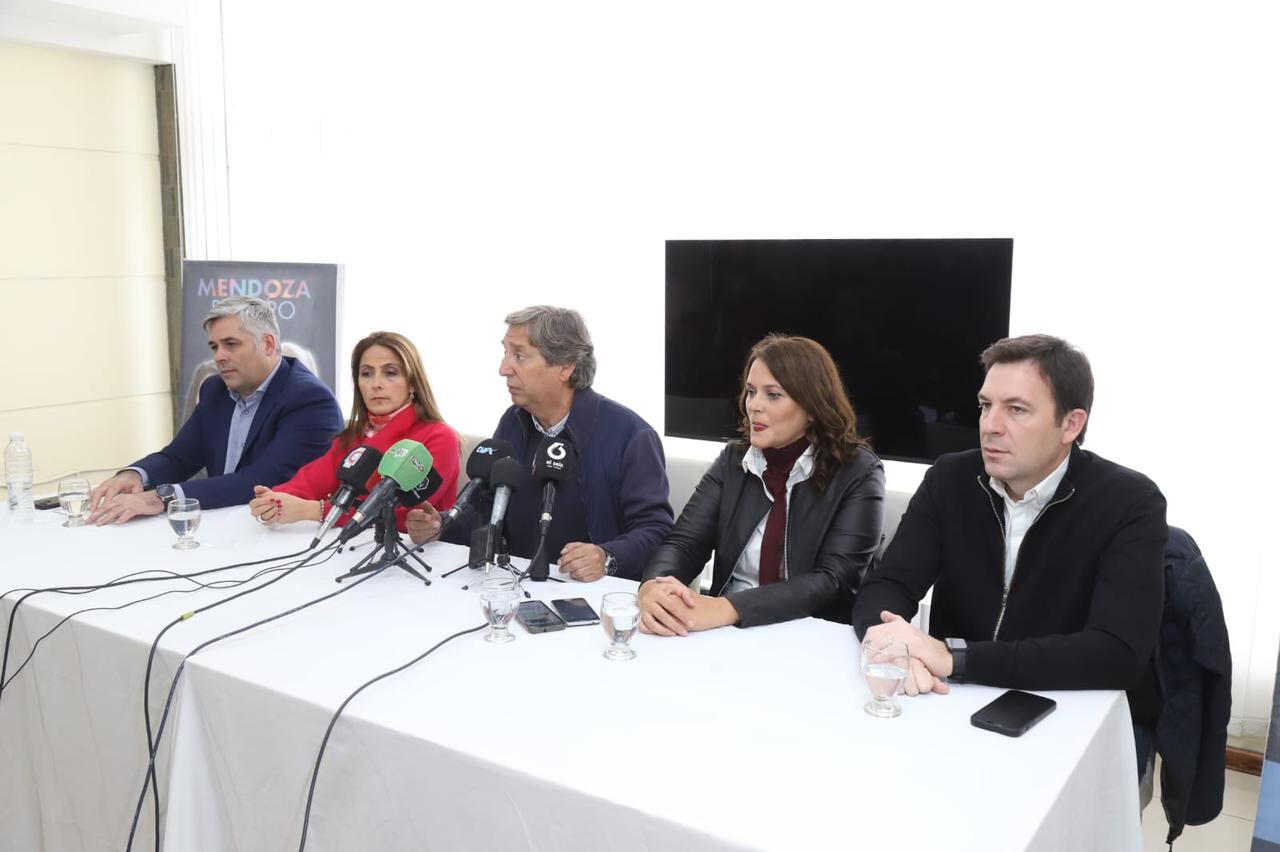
5, 432, 35, 520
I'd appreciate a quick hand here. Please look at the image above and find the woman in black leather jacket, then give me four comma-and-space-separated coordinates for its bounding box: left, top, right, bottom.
639, 335, 885, 633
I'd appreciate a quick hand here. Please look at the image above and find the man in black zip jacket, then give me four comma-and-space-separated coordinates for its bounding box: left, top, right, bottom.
853, 334, 1167, 736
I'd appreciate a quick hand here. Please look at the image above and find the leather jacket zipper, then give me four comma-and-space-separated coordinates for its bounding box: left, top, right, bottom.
980, 476, 1076, 640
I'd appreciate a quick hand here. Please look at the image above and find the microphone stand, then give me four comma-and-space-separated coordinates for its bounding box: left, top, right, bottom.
525, 483, 557, 581
526, 527, 552, 582
441, 545, 512, 582
467, 522, 505, 572
459, 529, 517, 590
495, 536, 513, 574
440, 560, 474, 580
439, 517, 508, 581
335, 500, 434, 586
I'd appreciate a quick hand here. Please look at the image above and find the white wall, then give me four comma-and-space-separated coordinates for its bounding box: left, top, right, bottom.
191, 1, 1278, 733
0, 40, 170, 493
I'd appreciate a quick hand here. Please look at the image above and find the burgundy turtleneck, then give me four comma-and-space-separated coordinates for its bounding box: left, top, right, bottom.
758, 437, 810, 586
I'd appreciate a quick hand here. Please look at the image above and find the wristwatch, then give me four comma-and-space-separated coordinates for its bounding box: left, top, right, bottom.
604, 552, 619, 576
155, 483, 178, 509
945, 637, 968, 682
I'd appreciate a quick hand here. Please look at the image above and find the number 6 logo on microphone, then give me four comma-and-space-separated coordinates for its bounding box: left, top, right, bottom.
547, 442, 567, 461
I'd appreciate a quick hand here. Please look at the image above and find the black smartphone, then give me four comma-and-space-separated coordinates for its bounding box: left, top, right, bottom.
34, 495, 61, 511
516, 600, 566, 633
970, 690, 1057, 737
551, 597, 600, 626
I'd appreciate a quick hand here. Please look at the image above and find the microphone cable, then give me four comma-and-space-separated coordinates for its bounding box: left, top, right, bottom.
296, 622, 487, 852
125, 541, 394, 852
0, 555, 317, 695
1, 544, 313, 601
1, 566, 180, 600
510, 538, 566, 595
0, 546, 314, 707
455, 546, 566, 596
129, 540, 341, 852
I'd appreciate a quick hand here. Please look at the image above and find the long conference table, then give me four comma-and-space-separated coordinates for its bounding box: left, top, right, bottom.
1, 504, 1143, 852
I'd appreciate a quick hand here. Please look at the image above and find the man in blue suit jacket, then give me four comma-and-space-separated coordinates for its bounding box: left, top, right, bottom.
88, 297, 342, 524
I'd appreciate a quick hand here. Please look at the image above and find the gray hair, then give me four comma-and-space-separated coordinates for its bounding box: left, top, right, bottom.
504, 305, 596, 390
202, 296, 280, 343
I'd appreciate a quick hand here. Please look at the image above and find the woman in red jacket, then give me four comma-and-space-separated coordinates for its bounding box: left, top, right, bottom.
249, 331, 459, 532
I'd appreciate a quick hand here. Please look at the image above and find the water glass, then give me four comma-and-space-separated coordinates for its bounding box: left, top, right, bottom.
600, 592, 640, 661
861, 637, 909, 718
58, 478, 91, 528
168, 497, 202, 550
479, 578, 518, 644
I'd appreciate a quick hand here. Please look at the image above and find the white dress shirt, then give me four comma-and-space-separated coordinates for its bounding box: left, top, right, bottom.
989, 454, 1070, 590
533, 410, 570, 438
725, 444, 815, 593
223, 357, 285, 474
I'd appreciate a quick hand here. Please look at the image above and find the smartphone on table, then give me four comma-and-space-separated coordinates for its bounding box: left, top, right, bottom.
551, 597, 600, 626
516, 600, 566, 633
970, 690, 1057, 737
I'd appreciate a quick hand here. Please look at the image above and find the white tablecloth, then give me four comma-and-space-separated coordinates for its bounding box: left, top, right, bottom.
0, 506, 1142, 852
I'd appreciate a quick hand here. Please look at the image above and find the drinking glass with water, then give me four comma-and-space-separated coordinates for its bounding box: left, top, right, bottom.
479, 578, 518, 644
600, 592, 640, 661
861, 637, 909, 718
168, 498, 201, 550
58, 478, 90, 528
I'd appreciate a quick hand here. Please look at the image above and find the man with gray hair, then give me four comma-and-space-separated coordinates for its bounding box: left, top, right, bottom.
409, 305, 674, 581
89, 296, 342, 524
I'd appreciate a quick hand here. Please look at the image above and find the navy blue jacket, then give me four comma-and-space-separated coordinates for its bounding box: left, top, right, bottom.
447, 388, 674, 580
132, 356, 342, 509
1156, 527, 1231, 844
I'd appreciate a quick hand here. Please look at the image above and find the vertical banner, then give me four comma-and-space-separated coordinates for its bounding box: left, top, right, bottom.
178, 261, 343, 427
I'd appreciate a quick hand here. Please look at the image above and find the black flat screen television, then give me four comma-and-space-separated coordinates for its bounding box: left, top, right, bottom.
665, 238, 1013, 463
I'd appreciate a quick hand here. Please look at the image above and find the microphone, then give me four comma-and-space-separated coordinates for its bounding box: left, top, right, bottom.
310, 445, 383, 549
527, 437, 579, 581
468, 456, 525, 569
397, 467, 445, 508
441, 438, 515, 532
373, 469, 444, 550
488, 456, 524, 528
337, 439, 435, 545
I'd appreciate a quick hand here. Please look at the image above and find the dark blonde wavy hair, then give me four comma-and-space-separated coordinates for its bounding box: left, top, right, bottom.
337, 331, 444, 449
737, 334, 869, 492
